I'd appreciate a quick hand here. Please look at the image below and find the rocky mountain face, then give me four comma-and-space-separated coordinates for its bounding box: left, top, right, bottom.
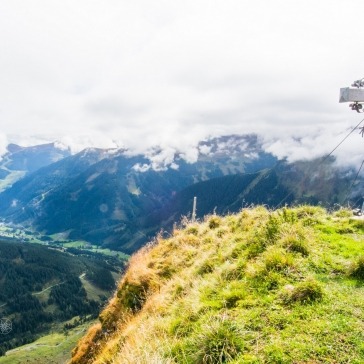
0, 135, 359, 253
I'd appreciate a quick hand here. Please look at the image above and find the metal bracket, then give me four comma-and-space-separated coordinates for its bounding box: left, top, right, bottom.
352, 78, 364, 88
350, 102, 364, 113
340, 78, 364, 112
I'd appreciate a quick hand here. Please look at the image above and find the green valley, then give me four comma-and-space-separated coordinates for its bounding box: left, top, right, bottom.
0, 236, 128, 357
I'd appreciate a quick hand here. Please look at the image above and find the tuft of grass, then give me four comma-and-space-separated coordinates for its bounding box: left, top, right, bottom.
186, 226, 199, 236
280, 278, 324, 304
333, 208, 353, 218
265, 214, 281, 243
263, 247, 294, 272
207, 216, 222, 229
187, 317, 244, 364
281, 234, 309, 256
349, 256, 364, 279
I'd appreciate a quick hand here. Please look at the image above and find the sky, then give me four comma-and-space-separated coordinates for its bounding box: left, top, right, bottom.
0, 0, 364, 168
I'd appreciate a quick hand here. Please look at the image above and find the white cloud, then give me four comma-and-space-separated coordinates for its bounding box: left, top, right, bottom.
0, 134, 8, 159
0, 0, 363, 166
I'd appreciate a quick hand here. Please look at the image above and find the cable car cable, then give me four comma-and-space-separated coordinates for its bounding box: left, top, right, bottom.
344, 159, 364, 205
274, 116, 364, 209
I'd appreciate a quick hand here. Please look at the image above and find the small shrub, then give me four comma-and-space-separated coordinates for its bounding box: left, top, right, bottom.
349, 256, 364, 279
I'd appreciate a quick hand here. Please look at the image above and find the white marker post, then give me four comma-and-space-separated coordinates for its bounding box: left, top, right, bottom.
192, 196, 197, 222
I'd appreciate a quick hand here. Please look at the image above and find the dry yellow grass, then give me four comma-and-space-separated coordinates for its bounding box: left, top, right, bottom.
69, 207, 364, 364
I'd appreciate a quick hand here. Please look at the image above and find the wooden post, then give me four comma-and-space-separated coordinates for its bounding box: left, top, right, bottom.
192, 196, 197, 222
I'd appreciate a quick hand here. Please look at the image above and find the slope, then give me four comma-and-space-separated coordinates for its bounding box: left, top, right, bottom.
70, 206, 364, 363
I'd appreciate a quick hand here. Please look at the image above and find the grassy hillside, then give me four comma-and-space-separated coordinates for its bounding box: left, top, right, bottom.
70, 206, 364, 363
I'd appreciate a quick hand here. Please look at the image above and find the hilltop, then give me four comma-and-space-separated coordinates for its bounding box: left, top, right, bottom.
70, 206, 364, 363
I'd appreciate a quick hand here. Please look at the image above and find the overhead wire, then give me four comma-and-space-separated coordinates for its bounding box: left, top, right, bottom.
344, 159, 364, 205
321, 117, 364, 163
274, 116, 364, 209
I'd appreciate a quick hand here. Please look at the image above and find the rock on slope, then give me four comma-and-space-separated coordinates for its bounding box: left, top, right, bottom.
70, 206, 364, 363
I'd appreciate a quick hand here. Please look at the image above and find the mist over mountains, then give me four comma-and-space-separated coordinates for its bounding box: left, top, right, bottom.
0, 134, 361, 253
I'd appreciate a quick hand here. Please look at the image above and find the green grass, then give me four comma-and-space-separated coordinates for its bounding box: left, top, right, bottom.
0, 226, 129, 262
70, 206, 364, 363
0, 322, 94, 364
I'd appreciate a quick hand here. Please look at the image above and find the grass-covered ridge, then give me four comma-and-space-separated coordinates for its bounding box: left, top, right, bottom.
70, 206, 364, 363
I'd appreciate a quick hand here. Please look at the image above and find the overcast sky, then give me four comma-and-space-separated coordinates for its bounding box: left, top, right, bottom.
0, 0, 363, 167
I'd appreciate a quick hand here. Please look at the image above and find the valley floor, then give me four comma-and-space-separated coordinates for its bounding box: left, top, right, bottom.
0, 322, 94, 364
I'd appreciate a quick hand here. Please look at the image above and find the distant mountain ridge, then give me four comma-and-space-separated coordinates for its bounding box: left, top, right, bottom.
0, 142, 71, 192
0, 135, 277, 251
0, 135, 360, 253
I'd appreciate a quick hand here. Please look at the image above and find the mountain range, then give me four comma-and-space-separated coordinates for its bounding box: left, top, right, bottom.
0, 135, 361, 253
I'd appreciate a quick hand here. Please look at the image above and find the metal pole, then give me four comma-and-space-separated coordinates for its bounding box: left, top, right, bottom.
192, 196, 197, 222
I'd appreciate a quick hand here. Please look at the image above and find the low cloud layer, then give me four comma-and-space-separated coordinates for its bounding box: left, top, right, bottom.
0, 0, 363, 167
